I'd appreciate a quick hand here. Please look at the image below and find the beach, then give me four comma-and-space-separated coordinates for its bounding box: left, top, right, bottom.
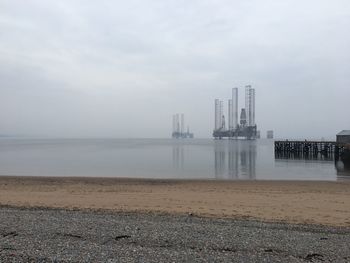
0, 176, 349, 227
1, 176, 350, 262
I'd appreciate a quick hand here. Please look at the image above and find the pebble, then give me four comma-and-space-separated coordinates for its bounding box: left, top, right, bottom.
0, 207, 349, 262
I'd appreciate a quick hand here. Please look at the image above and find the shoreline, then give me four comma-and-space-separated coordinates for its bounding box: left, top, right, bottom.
0, 174, 347, 182
1, 176, 350, 227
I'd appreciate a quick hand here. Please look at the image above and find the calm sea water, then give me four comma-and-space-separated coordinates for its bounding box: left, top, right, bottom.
0, 138, 348, 181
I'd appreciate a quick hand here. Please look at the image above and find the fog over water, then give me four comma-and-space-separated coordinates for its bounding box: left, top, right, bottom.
1, 1, 350, 139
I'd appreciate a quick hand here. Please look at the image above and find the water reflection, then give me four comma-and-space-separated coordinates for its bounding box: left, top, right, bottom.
275, 150, 350, 181
228, 144, 239, 179
172, 144, 184, 170
1, 138, 346, 180
214, 140, 256, 179
335, 152, 350, 179
275, 151, 334, 162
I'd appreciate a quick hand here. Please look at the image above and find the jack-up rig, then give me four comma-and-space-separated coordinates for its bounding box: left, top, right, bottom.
172, 113, 194, 139
213, 85, 257, 140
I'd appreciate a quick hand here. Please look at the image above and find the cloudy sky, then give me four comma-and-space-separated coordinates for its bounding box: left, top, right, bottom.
1, 0, 349, 139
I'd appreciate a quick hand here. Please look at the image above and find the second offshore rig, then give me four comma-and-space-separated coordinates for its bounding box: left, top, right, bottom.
213, 85, 257, 140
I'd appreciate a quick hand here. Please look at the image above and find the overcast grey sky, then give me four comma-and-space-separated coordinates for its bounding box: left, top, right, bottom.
1, 0, 349, 139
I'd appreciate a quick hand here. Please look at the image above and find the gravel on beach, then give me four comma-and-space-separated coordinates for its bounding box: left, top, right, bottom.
0, 207, 349, 263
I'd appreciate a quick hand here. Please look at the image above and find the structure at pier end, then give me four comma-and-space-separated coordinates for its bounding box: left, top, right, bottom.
213, 86, 257, 140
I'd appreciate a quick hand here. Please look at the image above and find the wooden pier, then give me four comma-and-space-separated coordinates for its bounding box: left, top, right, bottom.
274, 140, 345, 159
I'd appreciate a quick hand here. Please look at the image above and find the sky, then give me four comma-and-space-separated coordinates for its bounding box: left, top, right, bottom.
0, 0, 350, 139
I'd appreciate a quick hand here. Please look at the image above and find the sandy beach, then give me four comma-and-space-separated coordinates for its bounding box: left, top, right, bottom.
0, 176, 349, 227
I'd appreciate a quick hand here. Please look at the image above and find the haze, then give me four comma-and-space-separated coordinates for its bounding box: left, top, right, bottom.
1, 0, 349, 139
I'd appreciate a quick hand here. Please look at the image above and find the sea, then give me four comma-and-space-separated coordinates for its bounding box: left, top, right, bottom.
0, 138, 349, 181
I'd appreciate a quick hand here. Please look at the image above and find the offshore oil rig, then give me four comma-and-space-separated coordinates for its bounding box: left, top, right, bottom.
213, 85, 257, 140
172, 113, 194, 139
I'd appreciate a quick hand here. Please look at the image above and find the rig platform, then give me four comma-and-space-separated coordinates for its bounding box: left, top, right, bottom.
213, 125, 257, 140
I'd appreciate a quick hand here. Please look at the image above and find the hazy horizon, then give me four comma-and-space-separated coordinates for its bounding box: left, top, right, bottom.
1, 1, 350, 139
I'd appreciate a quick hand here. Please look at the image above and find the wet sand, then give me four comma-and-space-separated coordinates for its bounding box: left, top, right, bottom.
0, 176, 349, 227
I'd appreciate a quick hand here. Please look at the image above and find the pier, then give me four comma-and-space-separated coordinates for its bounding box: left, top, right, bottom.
274, 140, 346, 159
